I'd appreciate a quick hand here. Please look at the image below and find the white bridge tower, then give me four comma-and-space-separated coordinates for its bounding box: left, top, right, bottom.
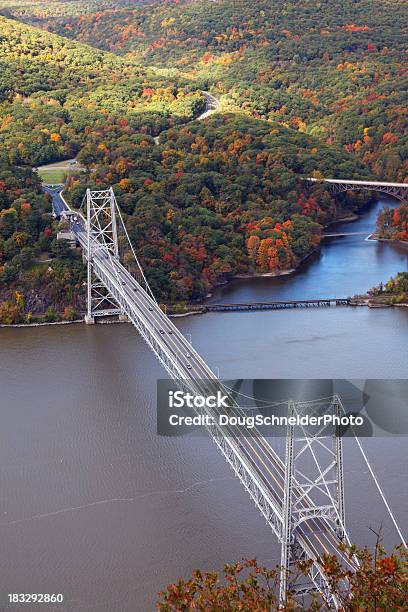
83, 187, 155, 323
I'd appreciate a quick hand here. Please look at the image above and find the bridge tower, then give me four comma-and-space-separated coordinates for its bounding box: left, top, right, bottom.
85, 188, 123, 323
280, 396, 346, 608
83, 187, 156, 323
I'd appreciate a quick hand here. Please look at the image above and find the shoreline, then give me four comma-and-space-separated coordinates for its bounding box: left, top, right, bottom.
0, 319, 84, 329
232, 245, 321, 281
375, 236, 408, 247
2, 297, 407, 328
228, 208, 369, 284
233, 269, 295, 279
1, 202, 403, 328
0, 310, 205, 328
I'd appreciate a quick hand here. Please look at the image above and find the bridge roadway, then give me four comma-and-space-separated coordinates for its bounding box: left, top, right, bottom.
52, 189, 355, 602
43, 185, 68, 216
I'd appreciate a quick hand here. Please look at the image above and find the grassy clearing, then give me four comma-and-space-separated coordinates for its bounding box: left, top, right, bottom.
37, 167, 67, 183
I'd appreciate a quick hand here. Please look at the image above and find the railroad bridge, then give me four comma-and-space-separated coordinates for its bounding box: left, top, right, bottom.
205, 298, 350, 312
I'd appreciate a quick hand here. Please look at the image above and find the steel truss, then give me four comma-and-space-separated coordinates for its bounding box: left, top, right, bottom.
329, 182, 407, 202
280, 397, 346, 607
85, 188, 121, 319
85, 188, 155, 319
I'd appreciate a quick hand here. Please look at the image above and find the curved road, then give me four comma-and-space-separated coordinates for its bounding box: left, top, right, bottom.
153, 90, 219, 145
43, 185, 68, 217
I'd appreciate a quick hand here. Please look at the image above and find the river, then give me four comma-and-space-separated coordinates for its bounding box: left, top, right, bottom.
0, 197, 407, 611
208, 197, 408, 303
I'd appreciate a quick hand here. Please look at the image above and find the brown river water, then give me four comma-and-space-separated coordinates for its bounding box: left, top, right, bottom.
0, 198, 407, 611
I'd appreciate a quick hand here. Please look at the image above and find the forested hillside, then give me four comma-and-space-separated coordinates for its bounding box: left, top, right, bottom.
6, 0, 406, 182
0, 14, 205, 317
0, 1, 405, 317
0, 15, 205, 166
377, 204, 408, 242
0, 0, 141, 22
66, 114, 370, 302
0, 160, 86, 323
0, 12, 374, 308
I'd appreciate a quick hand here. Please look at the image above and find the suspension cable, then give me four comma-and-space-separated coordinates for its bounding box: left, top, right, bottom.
353, 433, 406, 547
337, 403, 407, 548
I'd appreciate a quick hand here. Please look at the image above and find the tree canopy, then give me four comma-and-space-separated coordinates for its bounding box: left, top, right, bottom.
0, 0, 405, 313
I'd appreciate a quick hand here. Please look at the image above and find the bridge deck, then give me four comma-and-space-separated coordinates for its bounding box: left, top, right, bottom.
77, 229, 353, 592
305, 177, 407, 202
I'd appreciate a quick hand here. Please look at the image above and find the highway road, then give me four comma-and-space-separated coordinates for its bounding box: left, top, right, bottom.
46, 186, 356, 602
43, 185, 67, 217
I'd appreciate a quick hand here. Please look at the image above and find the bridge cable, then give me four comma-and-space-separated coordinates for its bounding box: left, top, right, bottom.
338, 405, 407, 548
353, 434, 406, 548
298, 397, 406, 548
113, 194, 157, 303
220, 384, 337, 408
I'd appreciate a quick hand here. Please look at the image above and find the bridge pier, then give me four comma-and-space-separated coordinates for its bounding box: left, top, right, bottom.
84, 315, 95, 325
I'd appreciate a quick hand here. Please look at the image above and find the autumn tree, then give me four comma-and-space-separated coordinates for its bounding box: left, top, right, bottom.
157, 540, 407, 611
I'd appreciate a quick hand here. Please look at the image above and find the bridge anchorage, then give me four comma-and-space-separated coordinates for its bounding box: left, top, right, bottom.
67, 187, 404, 608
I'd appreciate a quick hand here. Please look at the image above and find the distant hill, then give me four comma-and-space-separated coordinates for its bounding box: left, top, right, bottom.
0, 0, 144, 23
5, 0, 405, 182
0, 1, 405, 310
0, 12, 206, 313
0, 14, 204, 166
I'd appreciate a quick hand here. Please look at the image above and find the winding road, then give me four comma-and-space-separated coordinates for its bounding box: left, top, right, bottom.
153, 90, 220, 145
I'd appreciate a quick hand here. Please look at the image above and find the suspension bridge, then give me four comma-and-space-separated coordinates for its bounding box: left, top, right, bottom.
44, 185, 406, 608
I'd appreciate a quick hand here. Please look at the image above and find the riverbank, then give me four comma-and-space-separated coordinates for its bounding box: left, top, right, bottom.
350, 295, 408, 308
0, 319, 83, 328
0, 309, 206, 327
1, 196, 404, 327
334, 212, 360, 223
231, 209, 367, 282
376, 236, 408, 248
3, 297, 408, 327
233, 269, 295, 279
232, 245, 322, 281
